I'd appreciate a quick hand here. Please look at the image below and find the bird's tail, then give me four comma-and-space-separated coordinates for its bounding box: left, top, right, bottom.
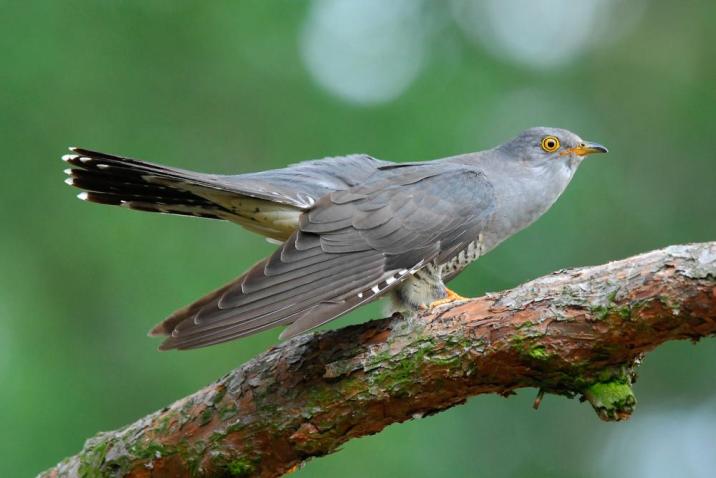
63, 147, 239, 220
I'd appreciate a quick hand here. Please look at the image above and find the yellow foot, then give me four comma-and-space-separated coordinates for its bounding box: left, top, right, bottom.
428, 288, 469, 308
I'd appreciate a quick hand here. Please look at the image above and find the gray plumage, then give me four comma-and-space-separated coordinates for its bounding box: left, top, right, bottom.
63, 127, 607, 350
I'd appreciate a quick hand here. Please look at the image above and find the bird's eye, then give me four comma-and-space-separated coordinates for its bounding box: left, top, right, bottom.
540, 136, 560, 153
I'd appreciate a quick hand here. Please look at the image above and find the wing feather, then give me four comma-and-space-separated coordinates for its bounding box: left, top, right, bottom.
155, 166, 495, 350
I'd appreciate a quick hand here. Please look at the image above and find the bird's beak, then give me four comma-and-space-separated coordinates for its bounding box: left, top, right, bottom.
564, 141, 608, 157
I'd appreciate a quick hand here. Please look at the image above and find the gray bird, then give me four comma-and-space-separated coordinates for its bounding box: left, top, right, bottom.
63, 127, 607, 350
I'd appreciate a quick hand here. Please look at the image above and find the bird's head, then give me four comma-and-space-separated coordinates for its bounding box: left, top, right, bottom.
499, 127, 608, 170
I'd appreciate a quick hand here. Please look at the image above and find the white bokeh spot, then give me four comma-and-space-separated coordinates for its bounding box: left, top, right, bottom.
300, 0, 426, 105
451, 0, 630, 69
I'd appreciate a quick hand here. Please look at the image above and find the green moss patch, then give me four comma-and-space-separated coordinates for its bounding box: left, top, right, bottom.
584, 380, 636, 421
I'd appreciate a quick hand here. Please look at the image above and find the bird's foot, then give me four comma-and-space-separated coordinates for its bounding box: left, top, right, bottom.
427, 288, 469, 309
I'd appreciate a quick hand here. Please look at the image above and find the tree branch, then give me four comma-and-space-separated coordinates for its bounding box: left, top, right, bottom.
41, 243, 716, 478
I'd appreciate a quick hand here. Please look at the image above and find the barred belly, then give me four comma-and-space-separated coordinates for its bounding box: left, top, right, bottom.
440, 235, 484, 282
389, 235, 484, 313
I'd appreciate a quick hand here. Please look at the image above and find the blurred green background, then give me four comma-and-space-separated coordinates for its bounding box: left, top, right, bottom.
1, 1, 715, 476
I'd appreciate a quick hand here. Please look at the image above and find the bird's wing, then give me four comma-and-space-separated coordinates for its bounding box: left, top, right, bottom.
154, 166, 495, 350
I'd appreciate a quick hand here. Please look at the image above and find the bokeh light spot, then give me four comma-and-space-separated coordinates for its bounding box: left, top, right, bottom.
300, 0, 426, 105
452, 0, 614, 69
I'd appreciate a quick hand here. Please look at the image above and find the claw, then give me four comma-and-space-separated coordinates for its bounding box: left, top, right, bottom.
428, 288, 468, 308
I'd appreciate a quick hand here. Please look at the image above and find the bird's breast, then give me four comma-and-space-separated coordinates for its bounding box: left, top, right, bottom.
480, 161, 575, 253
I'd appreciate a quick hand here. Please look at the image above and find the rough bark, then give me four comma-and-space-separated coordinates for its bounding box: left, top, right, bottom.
41, 242, 716, 478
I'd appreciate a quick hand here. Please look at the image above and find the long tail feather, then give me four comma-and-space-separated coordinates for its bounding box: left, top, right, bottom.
63, 148, 236, 220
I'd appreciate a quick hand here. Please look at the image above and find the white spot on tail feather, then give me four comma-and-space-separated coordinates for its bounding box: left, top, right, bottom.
64, 178, 74, 186
96, 164, 109, 170
77, 192, 89, 200
61, 154, 78, 162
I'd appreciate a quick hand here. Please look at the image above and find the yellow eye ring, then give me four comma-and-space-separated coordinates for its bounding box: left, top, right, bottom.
540, 136, 560, 153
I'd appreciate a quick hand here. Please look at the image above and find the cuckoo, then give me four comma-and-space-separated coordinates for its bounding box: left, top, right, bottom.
63, 127, 607, 350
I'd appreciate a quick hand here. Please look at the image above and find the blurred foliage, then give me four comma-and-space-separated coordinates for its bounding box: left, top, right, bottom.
0, 1, 714, 477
